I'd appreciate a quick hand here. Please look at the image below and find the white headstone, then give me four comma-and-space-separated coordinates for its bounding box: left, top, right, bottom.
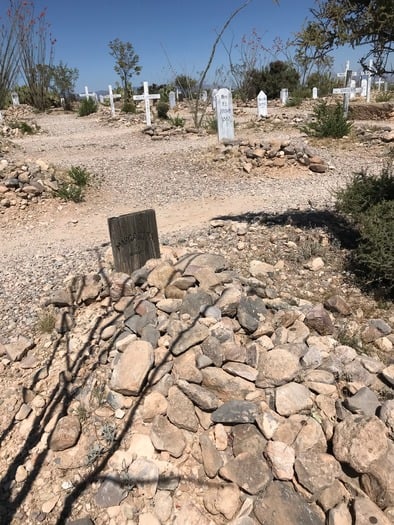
312, 87, 318, 99
99, 95, 104, 103
133, 81, 160, 126
280, 88, 288, 105
108, 84, 115, 117
201, 90, 208, 102
11, 92, 20, 106
169, 91, 176, 109
211, 89, 218, 110
257, 90, 267, 117
361, 78, 368, 97
0, 111, 3, 122
216, 88, 234, 142
350, 79, 357, 99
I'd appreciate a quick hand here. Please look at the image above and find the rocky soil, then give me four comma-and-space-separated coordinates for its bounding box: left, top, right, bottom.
0, 99, 393, 524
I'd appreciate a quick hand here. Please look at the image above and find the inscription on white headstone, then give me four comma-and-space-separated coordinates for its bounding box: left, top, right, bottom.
11, 92, 20, 106
257, 90, 267, 117
169, 91, 176, 109
133, 81, 160, 126
216, 88, 234, 142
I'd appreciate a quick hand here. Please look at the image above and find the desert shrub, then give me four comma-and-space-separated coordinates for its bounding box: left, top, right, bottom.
36, 307, 56, 333
122, 101, 136, 113
286, 96, 303, 107
157, 101, 169, 119
8, 120, 39, 134
335, 162, 394, 293
69, 165, 90, 187
205, 116, 217, 133
335, 164, 394, 218
78, 97, 97, 117
355, 200, 394, 291
375, 91, 393, 103
170, 115, 185, 127
302, 101, 352, 138
55, 165, 90, 202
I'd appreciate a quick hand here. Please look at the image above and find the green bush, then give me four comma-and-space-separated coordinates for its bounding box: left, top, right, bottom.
205, 116, 217, 133
170, 115, 185, 127
355, 200, 394, 291
78, 97, 97, 117
302, 101, 352, 138
335, 162, 394, 293
55, 165, 91, 202
121, 101, 136, 113
8, 120, 39, 134
335, 164, 394, 218
69, 165, 90, 187
157, 101, 169, 119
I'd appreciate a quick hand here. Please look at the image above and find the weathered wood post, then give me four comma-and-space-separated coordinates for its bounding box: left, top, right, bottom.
108, 209, 160, 275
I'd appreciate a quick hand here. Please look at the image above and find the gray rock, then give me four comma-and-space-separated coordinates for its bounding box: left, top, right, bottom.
150, 415, 186, 458
179, 290, 214, 319
170, 321, 210, 356
352, 497, 391, 525
254, 481, 325, 525
110, 340, 154, 395
222, 361, 258, 382
167, 385, 199, 432
201, 336, 223, 366
294, 450, 342, 493
333, 415, 389, 472
256, 347, 301, 387
49, 415, 81, 451
219, 452, 272, 495
127, 457, 159, 499
177, 379, 220, 411
95, 474, 127, 508
265, 440, 295, 480
66, 518, 94, 525
275, 382, 314, 416
382, 364, 394, 386
176, 253, 228, 273
199, 432, 223, 478
232, 424, 267, 457
216, 286, 242, 317
141, 324, 160, 348
324, 295, 351, 316
305, 304, 334, 335
237, 296, 267, 332
202, 367, 255, 402
344, 386, 381, 416
211, 400, 259, 424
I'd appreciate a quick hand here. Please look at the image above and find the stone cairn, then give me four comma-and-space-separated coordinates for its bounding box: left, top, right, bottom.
2, 240, 393, 524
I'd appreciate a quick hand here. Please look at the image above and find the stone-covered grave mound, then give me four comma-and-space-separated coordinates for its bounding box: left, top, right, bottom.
2, 245, 394, 524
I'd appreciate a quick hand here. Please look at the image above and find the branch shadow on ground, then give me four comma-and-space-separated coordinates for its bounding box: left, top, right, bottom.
0, 250, 230, 525
213, 208, 359, 250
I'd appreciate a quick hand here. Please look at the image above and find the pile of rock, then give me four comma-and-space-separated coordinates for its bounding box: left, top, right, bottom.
2, 243, 393, 524
142, 124, 203, 140
0, 156, 64, 210
214, 138, 329, 174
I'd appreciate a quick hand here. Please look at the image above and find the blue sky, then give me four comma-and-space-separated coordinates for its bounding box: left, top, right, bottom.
11, 0, 366, 93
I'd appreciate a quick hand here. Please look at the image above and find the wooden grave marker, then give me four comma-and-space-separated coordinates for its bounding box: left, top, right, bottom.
108, 209, 160, 275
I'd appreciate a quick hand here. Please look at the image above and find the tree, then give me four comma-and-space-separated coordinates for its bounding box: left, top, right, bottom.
0, 1, 20, 108
296, 0, 394, 76
50, 61, 79, 110
15, 2, 56, 110
174, 75, 197, 99
108, 39, 141, 107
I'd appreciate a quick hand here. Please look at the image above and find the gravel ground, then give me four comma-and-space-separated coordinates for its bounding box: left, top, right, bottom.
0, 104, 391, 340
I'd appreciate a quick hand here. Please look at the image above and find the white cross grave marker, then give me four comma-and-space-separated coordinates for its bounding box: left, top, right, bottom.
337, 61, 357, 85
211, 88, 218, 110
216, 88, 234, 142
332, 69, 361, 117
133, 81, 160, 126
108, 84, 115, 117
375, 77, 384, 91
257, 90, 267, 117
361, 78, 368, 98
